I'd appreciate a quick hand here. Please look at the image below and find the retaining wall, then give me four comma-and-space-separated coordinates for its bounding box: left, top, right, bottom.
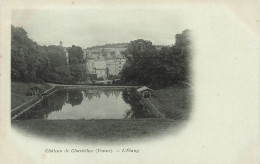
11, 87, 58, 120
140, 98, 165, 119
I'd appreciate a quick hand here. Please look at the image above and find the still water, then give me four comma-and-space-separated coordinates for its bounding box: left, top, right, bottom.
17, 89, 151, 120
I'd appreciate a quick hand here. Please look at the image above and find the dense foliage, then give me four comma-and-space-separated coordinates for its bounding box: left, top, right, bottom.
11, 26, 87, 83
11, 25, 191, 87
67, 45, 84, 65
120, 29, 191, 88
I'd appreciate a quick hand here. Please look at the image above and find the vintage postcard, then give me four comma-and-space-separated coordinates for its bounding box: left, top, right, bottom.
0, 0, 259, 163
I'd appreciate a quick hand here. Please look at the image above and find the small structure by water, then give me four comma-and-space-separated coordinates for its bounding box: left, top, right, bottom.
137, 86, 153, 98
28, 85, 44, 96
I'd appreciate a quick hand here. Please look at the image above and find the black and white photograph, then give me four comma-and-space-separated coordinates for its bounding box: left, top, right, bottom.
0, 1, 259, 163
10, 9, 192, 141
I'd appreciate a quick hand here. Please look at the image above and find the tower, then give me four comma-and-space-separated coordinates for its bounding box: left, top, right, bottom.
59, 41, 69, 64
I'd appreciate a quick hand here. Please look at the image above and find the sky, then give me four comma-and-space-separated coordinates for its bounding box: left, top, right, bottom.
12, 9, 188, 48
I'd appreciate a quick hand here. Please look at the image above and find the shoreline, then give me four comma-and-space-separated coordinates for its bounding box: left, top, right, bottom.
11, 82, 140, 120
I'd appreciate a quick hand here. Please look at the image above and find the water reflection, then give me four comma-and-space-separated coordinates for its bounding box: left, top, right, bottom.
17, 89, 150, 120
82, 89, 121, 101
67, 90, 83, 106
18, 91, 68, 119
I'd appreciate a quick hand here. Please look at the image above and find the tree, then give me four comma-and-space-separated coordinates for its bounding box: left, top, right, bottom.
66, 45, 87, 82
47, 45, 67, 70
174, 29, 191, 82
11, 25, 72, 83
120, 30, 191, 88
11, 46, 28, 81
124, 39, 157, 64
44, 45, 70, 82
120, 39, 160, 86
159, 29, 191, 83
67, 45, 84, 65
35, 46, 50, 81
69, 64, 87, 82
11, 26, 39, 81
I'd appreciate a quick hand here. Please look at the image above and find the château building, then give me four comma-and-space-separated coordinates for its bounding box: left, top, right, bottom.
85, 48, 126, 78
58, 42, 127, 79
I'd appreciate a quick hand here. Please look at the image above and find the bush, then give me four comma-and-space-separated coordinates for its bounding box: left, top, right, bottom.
46, 72, 61, 81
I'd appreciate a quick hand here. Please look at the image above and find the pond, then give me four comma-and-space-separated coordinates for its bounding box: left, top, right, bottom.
16, 88, 152, 120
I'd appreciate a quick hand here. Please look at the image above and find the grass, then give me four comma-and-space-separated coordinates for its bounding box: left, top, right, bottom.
150, 85, 192, 120
11, 82, 52, 109
12, 118, 180, 142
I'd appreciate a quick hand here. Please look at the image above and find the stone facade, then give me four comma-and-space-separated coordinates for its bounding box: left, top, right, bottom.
85, 48, 126, 79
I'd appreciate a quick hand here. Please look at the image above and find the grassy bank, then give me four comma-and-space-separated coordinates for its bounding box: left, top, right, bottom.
150, 85, 192, 120
11, 82, 52, 109
12, 118, 179, 142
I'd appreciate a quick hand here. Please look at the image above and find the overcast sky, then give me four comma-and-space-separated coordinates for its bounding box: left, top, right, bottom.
12, 9, 188, 48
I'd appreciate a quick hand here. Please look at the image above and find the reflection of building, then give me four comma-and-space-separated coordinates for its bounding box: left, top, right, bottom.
94, 59, 107, 78
84, 89, 122, 99
113, 90, 120, 98
106, 90, 112, 97
85, 48, 126, 78
90, 89, 103, 98
104, 91, 109, 98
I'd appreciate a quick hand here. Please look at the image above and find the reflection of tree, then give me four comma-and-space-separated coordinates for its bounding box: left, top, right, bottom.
67, 90, 83, 106
87, 94, 93, 100
104, 91, 109, 98
92, 89, 99, 98
17, 90, 68, 119
122, 89, 152, 118
98, 91, 102, 98
83, 90, 93, 100
114, 91, 120, 98
46, 90, 68, 111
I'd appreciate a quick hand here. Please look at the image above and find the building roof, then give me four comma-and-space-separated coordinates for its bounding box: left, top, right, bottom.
137, 86, 154, 92
86, 49, 126, 60
105, 52, 114, 59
